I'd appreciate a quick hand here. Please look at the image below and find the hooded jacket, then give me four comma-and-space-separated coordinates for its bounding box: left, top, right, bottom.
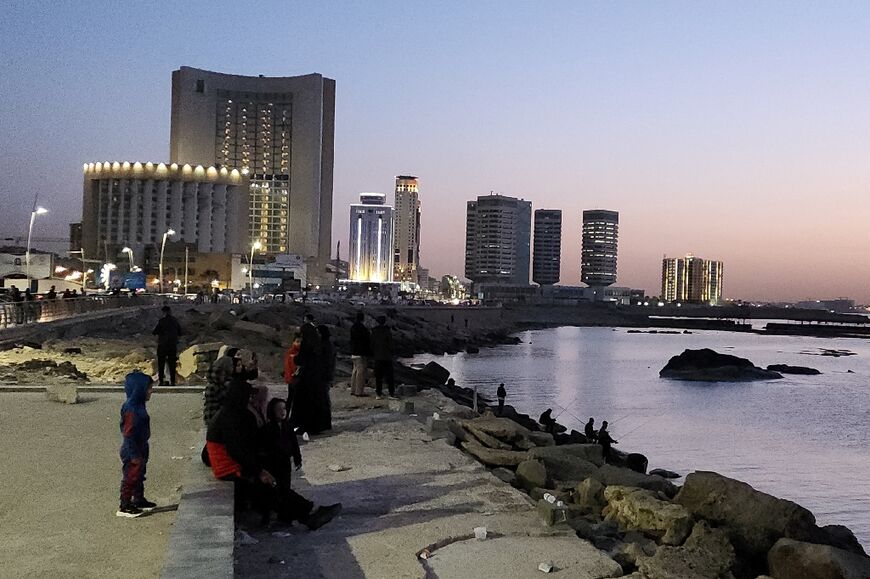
120, 371, 151, 460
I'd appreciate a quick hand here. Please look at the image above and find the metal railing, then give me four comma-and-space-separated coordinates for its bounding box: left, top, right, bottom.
0, 295, 163, 330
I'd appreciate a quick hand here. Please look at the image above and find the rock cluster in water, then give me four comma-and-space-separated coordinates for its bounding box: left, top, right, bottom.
660, 348, 783, 382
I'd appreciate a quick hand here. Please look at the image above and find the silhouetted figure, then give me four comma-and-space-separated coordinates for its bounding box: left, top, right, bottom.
45, 286, 57, 300
370, 315, 395, 399
598, 420, 618, 463
496, 383, 506, 415
61, 288, 71, 299
539, 408, 556, 435
152, 305, 183, 385
584, 418, 597, 443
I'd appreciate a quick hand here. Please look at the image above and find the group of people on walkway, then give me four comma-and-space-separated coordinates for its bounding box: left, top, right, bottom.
349, 312, 397, 399
203, 349, 340, 529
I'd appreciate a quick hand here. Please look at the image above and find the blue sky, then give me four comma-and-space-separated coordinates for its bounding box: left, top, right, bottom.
2, 1, 870, 300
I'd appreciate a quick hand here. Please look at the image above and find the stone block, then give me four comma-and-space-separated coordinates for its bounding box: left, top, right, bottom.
426, 416, 451, 440
603, 485, 693, 545
389, 400, 415, 414
491, 468, 516, 485
536, 499, 569, 526
575, 477, 606, 516
46, 384, 78, 404
461, 440, 527, 467
397, 384, 417, 398
768, 538, 870, 579
234, 320, 278, 340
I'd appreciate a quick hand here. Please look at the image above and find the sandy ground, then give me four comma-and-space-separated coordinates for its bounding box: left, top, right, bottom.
235, 386, 619, 579
0, 392, 202, 579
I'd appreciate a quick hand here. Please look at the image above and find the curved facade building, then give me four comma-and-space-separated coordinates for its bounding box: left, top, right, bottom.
581, 209, 618, 287
80, 161, 248, 263
169, 66, 335, 281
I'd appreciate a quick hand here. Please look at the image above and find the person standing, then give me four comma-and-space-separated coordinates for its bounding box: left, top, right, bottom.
117, 371, 155, 517
597, 420, 618, 463
496, 383, 507, 415
370, 315, 396, 399
10, 285, 23, 324
152, 305, 183, 386
349, 311, 371, 396
584, 418, 598, 443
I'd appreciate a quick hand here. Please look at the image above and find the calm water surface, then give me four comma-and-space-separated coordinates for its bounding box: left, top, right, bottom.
409, 327, 870, 547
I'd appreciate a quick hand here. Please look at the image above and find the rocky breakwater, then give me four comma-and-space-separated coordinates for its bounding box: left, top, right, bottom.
437, 413, 869, 578
660, 348, 783, 382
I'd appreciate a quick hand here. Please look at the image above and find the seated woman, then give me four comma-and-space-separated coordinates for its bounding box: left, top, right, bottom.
206, 358, 340, 529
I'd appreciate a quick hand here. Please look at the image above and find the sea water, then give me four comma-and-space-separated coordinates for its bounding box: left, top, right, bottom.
409, 326, 870, 547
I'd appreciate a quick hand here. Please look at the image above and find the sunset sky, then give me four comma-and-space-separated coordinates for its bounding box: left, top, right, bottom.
2, 1, 869, 301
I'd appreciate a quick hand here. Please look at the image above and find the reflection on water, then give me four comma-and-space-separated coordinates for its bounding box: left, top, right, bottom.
409, 326, 870, 547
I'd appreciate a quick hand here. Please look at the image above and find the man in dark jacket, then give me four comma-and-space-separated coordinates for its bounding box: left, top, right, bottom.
349, 311, 371, 396
370, 315, 395, 399
206, 364, 340, 529
598, 420, 618, 463
152, 306, 182, 385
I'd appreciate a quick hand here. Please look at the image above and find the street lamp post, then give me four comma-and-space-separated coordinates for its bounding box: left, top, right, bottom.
25, 206, 48, 285
122, 247, 135, 271
249, 240, 262, 301
159, 229, 175, 294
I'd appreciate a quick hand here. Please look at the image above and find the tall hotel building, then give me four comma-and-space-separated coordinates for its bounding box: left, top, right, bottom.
169, 66, 335, 281
349, 194, 393, 283
393, 175, 421, 287
80, 161, 248, 262
662, 255, 723, 304
581, 209, 619, 287
465, 194, 531, 286
532, 209, 562, 286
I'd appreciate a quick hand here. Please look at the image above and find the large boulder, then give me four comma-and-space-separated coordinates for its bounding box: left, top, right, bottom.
462, 422, 512, 450
675, 471, 817, 560
460, 416, 533, 445
574, 477, 607, 516
528, 443, 605, 467
526, 451, 598, 486
460, 440, 527, 467
176, 342, 223, 378
592, 464, 678, 498
417, 361, 450, 385
515, 459, 548, 491
527, 431, 556, 447
234, 320, 280, 343
660, 348, 783, 381
767, 538, 870, 579
811, 525, 868, 558
603, 486, 694, 545
636, 521, 737, 579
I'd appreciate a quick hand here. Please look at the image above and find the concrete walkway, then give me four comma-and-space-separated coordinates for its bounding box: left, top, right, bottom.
235, 387, 621, 578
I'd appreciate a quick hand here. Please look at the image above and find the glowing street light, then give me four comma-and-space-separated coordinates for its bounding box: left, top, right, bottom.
26, 205, 48, 282
159, 229, 176, 294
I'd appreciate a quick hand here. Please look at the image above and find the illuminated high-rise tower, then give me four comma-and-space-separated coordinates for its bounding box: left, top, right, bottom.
533, 209, 562, 285
662, 254, 723, 304
581, 209, 618, 286
349, 194, 393, 282
169, 66, 335, 282
393, 175, 420, 287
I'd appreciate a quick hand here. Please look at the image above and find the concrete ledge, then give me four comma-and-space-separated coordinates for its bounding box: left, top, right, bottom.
161, 444, 234, 579
0, 385, 204, 394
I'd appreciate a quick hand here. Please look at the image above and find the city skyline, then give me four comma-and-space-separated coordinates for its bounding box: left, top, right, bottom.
2, 3, 870, 301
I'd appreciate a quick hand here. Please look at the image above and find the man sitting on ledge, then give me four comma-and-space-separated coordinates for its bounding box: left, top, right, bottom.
206, 354, 341, 530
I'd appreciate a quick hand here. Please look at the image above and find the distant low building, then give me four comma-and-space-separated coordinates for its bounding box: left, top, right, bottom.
80, 161, 249, 269
661, 254, 723, 304
476, 283, 639, 305
0, 247, 53, 287
794, 299, 855, 314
